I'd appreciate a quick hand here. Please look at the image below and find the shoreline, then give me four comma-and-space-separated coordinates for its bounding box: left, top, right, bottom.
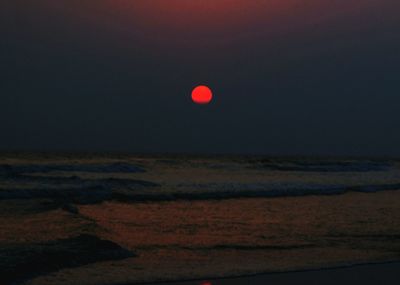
142, 261, 400, 285
3, 156, 400, 285
19, 190, 400, 285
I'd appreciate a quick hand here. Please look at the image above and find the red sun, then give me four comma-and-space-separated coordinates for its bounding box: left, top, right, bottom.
191, 85, 213, 105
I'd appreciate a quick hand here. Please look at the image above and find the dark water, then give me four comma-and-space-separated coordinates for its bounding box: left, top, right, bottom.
1, 155, 400, 203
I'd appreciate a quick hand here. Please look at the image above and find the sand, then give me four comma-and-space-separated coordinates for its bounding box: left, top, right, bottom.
151, 262, 400, 285
1, 155, 400, 284
16, 190, 400, 285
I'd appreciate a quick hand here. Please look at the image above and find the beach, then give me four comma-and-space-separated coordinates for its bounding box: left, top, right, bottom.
151, 262, 400, 285
1, 154, 400, 284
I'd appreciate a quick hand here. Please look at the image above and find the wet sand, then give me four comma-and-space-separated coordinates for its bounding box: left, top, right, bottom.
20, 190, 400, 285
150, 262, 400, 285
1, 155, 400, 284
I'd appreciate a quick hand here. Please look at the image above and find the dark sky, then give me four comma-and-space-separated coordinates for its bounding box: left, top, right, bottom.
1, 1, 400, 156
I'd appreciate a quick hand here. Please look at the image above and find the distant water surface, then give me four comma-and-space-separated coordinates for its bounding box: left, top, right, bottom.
1, 154, 400, 202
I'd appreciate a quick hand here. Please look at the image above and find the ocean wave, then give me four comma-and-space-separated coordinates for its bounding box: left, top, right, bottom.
249, 160, 392, 172
0, 162, 145, 174
0, 158, 399, 205
0, 185, 112, 204
0, 174, 159, 204
112, 183, 400, 202
1, 180, 400, 204
0, 173, 159, 188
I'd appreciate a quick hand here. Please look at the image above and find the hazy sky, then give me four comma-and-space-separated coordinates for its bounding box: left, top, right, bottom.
1, 1, 400, 156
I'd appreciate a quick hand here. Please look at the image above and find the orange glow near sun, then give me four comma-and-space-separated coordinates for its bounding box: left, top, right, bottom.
76, 1, 384, 47
102, 0, 302, 43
